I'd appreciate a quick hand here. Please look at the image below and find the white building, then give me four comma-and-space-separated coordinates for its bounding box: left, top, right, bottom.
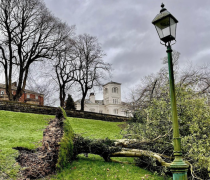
76, 82, 131, 117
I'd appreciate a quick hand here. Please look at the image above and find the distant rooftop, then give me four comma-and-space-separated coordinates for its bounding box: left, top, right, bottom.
103, 81, 121, 86
0, 83, 44, 96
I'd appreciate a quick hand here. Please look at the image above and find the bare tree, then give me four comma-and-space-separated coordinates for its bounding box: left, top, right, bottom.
73, 34, 111, 111
130, 51, 210, 110
129, 68, 169, 111
179, 64, 210, 94
0, 0, 70, 101
26, 67, 58, 106
26, 27, 76, 107
53, 38, 77, 107
133, 51, 181, 108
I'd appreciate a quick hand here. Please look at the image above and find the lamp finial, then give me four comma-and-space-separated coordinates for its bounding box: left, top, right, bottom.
160, 3, 167, 13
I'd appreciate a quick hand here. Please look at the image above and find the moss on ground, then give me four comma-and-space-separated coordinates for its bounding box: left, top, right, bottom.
56, 108, 74, 171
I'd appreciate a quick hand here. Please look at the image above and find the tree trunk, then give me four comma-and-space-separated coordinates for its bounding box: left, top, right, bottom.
73, 136, 173, 167
59, 86, 66, 107
80, 90, 88, 111
80, 96, 85, 111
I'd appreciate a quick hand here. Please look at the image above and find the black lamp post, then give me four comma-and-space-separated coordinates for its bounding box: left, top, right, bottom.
152, 4, 189, 180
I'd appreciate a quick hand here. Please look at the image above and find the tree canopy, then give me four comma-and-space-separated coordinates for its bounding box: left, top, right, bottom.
0, 0, 70, 101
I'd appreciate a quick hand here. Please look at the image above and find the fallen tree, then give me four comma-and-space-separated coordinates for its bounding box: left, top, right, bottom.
13, 108, 199, 180
73, 136, 203, 179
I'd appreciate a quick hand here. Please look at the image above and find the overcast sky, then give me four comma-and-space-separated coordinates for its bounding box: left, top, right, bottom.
41, 0, 210, 101
1, 0, 209, 102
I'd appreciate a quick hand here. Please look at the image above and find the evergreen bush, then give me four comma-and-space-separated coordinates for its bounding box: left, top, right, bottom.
65, 94, 76, 110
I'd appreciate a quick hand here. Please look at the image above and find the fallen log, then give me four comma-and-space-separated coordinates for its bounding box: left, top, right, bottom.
73, 135, 172, 167
110, 148, 171, 167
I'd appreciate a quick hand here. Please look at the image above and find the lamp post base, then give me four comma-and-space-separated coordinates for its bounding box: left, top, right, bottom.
171, 172, 188, 180
170, 154, 189, 180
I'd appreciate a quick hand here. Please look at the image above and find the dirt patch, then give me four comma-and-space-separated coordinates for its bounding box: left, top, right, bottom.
117, 123, 128, 129
13, 108, 64, 179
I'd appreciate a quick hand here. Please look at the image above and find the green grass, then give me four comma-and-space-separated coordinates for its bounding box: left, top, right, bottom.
68, 117, 124, 139
0, 110, 54, 179
0, 110, 171, 180
48, 154, 165, 180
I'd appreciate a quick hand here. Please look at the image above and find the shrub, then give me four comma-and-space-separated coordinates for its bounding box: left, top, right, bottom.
122, 86, 210, 179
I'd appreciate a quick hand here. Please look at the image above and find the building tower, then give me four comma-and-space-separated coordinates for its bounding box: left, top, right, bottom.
103, 82, 121, 115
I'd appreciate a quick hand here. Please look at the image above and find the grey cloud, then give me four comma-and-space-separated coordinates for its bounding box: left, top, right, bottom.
43, 0, 210, 100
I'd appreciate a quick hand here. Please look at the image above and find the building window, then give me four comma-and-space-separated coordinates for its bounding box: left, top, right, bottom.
1, 91, 4, 94
35, 95, 38, 99
27, 94, 30, 98
113, 99, 118, 104
114, 109, 118, 114
112, 87, 118, 93
99, 110, 103, 113
90, 108, 95, 112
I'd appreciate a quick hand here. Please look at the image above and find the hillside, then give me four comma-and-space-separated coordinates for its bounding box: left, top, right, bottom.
0, 110, 170, 180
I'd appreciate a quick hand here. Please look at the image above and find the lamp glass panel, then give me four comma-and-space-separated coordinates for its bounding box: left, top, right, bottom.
155, 26, 164, 38
170, 17, 177, 38
170, 17, 176, 25
155, 17, 170, 30
162, 27, 170, 37
170, 23, 176, 38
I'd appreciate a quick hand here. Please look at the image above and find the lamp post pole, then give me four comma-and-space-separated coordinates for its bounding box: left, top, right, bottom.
166, 43, 188, 179
152, 4, 189, 179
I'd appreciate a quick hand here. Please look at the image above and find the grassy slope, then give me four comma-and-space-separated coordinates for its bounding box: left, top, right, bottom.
0, 110, 170, 180
69, 117, 124, 139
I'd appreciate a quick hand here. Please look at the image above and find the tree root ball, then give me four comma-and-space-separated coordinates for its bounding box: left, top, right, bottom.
13, 108, 67, 179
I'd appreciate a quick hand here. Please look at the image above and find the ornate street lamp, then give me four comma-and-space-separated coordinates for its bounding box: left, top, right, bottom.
152, 3, 189, 180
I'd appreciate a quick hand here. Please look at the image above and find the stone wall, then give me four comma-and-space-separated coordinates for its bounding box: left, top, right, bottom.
0, 100, 130, 122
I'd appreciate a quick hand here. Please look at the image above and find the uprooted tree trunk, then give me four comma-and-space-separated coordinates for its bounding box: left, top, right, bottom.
13, 108, 66, 179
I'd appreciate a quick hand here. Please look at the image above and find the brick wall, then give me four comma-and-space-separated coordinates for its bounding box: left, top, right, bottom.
19, 93, 26, 103
39, 96, 44, 106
